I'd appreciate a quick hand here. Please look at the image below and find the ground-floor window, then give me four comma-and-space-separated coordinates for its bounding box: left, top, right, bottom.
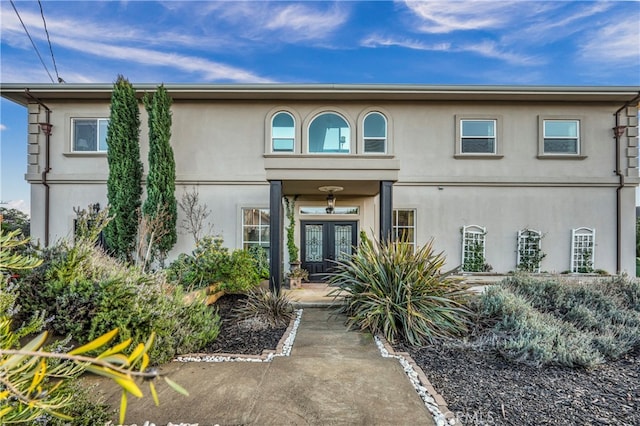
571, 227, 595, 273
392, 209, 416, 250
242, 208, 270, 255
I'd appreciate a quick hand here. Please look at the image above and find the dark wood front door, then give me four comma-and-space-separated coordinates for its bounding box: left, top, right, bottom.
301, 221, 358, 281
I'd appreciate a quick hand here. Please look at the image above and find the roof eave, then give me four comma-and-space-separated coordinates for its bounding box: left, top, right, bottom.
2, 83, 639, 105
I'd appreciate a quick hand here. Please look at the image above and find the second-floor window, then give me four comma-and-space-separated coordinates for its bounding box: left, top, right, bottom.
73, 118, 109, 152
363, 112, 387, 153
272, 112, 295, 152
460, 119, 496, 154
543, 119, 579, 155
308, 112, 351, 154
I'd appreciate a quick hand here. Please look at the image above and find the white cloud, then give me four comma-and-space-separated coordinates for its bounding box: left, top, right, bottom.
361, 34, 451, 51
51, 35, 272, 82
361, 34, 541, 66
0, 124, 6, 131
1, 200, 29, 216
401, 0, 521, 33
169, 1, 349, 44
501, 2, 613, 45
461, 40, 543, 66
265, 3, 348, 41
579, 16, 640, 63
0, 6, 273, 83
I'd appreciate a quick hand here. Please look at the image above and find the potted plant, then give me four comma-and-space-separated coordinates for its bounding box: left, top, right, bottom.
287, 267, 309, 289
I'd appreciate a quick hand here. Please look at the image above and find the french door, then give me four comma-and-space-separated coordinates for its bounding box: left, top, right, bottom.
301, 221, 358, 281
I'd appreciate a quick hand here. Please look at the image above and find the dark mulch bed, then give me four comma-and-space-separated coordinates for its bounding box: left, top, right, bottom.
202, 293, 288, 355
397, 342, 640, 426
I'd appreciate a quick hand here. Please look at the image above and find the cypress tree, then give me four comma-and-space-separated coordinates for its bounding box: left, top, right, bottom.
105, 75, 143, 261
143, 84, 177, 261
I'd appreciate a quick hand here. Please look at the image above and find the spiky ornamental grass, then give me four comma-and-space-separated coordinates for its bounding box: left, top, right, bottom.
329, 236, 471, 346
143, 84, 177, 262
234, 288, 295, 328
105, 75, 143, 261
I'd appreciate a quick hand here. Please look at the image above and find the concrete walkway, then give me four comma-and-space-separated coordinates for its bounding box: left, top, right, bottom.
92, 308, 435, 426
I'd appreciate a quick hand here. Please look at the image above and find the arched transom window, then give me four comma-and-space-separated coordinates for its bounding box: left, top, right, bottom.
363, 112, 387, 153
308, 112, 350, 154
271, 112, 295, 152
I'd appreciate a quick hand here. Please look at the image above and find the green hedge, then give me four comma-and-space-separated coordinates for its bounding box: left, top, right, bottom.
167, 236, 261, 292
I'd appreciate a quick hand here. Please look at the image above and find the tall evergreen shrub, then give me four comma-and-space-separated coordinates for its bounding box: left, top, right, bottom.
143, 84, 177, 260
105, 75, 143, 261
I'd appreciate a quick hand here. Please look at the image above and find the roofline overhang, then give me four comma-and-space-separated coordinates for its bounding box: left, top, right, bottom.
2, 83, 640, 105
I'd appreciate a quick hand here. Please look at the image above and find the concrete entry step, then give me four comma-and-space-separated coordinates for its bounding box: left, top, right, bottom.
285, 282, 345, 308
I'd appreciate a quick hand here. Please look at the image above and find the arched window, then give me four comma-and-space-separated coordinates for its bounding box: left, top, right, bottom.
271, 112, 295, 152
308, 112, 350, 154
363, 112, 387, 153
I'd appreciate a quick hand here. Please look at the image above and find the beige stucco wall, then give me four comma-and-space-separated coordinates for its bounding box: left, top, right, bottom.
23, 97, 638, 273
394, 185, 620, 274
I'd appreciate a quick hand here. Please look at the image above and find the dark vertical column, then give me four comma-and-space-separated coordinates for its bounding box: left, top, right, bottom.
269, 180, 283, 293
379, 180, 393, 242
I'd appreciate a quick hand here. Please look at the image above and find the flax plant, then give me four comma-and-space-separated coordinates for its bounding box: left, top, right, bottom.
329, 236, 471, 346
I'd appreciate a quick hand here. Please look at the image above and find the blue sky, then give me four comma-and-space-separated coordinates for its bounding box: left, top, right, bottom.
2, 0, 640, 214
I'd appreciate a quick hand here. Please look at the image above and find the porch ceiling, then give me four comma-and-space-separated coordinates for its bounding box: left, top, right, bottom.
282, 180, 381, 196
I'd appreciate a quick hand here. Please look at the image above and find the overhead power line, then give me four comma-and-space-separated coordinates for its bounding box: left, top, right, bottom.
38, 0, 62, 83
9, 0, 55, 83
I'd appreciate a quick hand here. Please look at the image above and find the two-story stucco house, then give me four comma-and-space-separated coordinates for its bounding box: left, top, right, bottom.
1, 84, 639, 289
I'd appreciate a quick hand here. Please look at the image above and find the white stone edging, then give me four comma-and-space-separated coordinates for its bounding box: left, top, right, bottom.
174, 309, 303, 363
374, 335, 456, 426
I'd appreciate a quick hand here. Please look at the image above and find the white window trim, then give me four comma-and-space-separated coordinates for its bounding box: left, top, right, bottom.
240, 207, 271, 251
392, 208, 416, 250
538, 115, 587, 159
270, 111, 296, 153
571, 227, 595, 273
303, 107, 355, 155
70, 117, 109, 153
454, 115, 503, 159
264, 107, 302, 155
361, 110, 388, 155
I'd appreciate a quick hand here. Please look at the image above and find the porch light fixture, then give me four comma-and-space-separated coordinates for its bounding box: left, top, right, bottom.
613, 125, 627, 138
318, 186, 344, 214
39, 122, 53, 136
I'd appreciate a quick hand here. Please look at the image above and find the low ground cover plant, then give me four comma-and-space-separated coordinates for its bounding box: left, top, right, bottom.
329, 236, 471, 346
167, 236, 261, 292
472, 274, 640, 368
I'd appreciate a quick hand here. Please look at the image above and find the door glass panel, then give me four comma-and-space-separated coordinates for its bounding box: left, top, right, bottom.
334, 224, 353, 262
305, 224, 323, 262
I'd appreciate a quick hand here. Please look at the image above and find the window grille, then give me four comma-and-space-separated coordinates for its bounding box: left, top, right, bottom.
461, 225, 486, 272
392, 209, 416, 250
571, 228, 595, 273
517, 229, 543, 273
242, 208, 270, 259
